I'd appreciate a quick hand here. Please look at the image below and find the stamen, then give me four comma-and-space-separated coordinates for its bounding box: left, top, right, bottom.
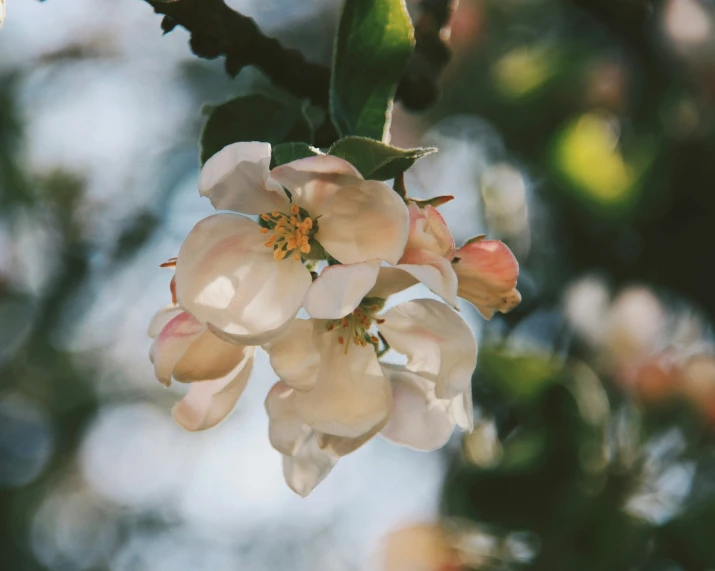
260, 207, 316, 262
159, 257, 177, 268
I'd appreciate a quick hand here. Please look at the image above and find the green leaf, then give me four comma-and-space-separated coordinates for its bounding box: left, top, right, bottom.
200, 95, 313, 165
270, 143, 321, 168
328, 136, 435, 180
330, 0, 414, 141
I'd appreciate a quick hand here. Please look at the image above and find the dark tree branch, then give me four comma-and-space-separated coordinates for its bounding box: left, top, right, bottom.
146, 0, 455, 112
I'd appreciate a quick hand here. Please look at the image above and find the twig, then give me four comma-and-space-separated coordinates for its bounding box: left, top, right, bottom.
145, 0, 456, 112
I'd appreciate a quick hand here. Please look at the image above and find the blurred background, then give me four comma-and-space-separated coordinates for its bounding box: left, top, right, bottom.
2, 0, 715, 569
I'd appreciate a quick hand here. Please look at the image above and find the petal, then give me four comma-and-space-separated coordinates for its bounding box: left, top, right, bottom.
172, 347, 255, 431
292, 328, 392, 438
172, 328, 247, 383
404, 203, 455, 259
282, 432, 338, 497
453, 239, 521, 319
304, 260, 382, 319
397, 248, 459, 306
378, 299, 478, 400
147, 305, 183, 339
263, 319, 320, 392
269, 154, 363, 216
175, 213, 312, 345
315, 415, 387, 457
198, 142, 289, 215
367, 266, 419, 299
317, 180, 410, 265
149, 311, 205, 386
380, 365, 456, 451
265, 381, 312, 455
449, 389, 474, 432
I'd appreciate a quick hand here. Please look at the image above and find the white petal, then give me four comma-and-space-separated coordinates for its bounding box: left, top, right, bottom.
397, 249, 459, 306
175, 213, 312, 345
449, 389, 474, 432
269, 155, 363, 216
149, 311, 205, 386
315, 416, 386, 457
304, 260, 382, 319
367, 267, 418, 299
265, 381, 312, 455
317, 180, 410, 265
380, 365, 456, 451
263, 320, 319, 391
292, 328, 392, 438
172, 328, 248, 383
172, 347, 255, 431
378, 299, 478, 400
147, 305, 183, 339
198, 142, 289, 215
282, 432, 338, 497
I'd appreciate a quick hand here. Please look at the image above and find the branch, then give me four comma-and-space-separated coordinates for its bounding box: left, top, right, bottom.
146, 0, 455, 112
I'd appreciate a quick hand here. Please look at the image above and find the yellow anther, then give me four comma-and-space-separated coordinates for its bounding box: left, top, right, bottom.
260, 206, 316, 262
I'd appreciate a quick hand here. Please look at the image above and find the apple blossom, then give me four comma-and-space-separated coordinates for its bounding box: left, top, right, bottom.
148, 305, 254, 431
263, 286, 478, 493
174, 142, 410, 345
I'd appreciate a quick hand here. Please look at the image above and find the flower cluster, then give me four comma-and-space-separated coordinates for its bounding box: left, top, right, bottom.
566, 278, 715, 419
148, 142, 521, 496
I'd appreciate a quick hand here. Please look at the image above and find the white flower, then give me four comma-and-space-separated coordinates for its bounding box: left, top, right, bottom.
148, 305, 254, 431
175, 142, 410, 344
263, 276, 478, 494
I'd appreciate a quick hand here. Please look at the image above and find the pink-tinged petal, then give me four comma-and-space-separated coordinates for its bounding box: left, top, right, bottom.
453, 239, 521, 319
397, 249, 459, 306
292, 328, 392, 438
265, 381, 312, 455
367, 267, 419, 299
175, 213, 312, 345
149, 312, 205, 386
172, 328, 248, 383
282, 432, 338, 497
315, 415, 387, 457
404, 203, 455, 260
380, 365, 456, 451
269, 154, 363, 216
378, 299, 478, 400
304, 260, 382, 319
172, 347, 255, 431
147, 305, 183, 339
198, 142, 289, 215
317, 180, 410, 265
263, 319, 320, 392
